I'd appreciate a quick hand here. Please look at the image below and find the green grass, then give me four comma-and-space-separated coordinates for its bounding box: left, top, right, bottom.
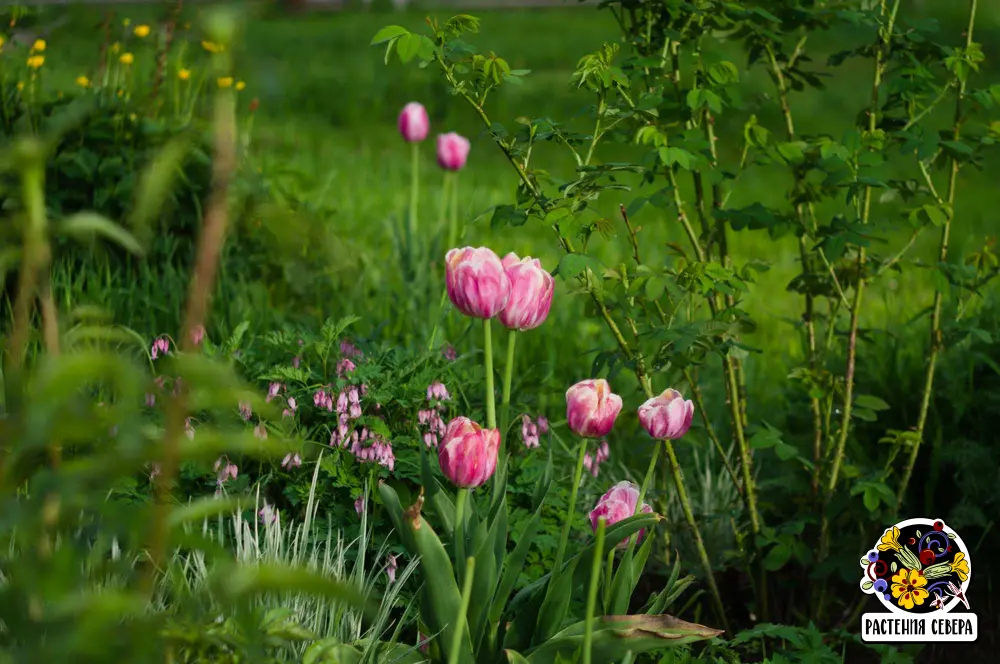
27, 3, 1000, 411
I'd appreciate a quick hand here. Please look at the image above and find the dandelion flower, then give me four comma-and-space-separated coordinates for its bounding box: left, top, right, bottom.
201, 40, 223, 54
16, 82, 24, 91
31, 39, 45, 52
177, 68, 191, 81
235, 80, 245, 91
133, 24, 150, 38
110, 42, 121, 54
27, 55, 44, 69
75, 75, 90, 87
123, 18, 132, 27
217, 76, 233, 89
120, 52, 134, 65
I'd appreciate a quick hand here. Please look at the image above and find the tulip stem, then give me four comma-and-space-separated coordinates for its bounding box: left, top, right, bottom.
583, 517, 606, 664
552, 440, 588, 583
447, 171, 459, 251
499, 330, 517, 457
409, 141, 420, 268
483, 319, 497, 430
448, 555, 475, 664
454, 487, 468, 584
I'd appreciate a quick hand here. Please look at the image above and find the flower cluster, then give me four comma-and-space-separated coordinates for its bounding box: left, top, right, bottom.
583, 441, 610, 478
418, 381, 452, 448
520, 413, 548, 449
446, 247, 553, 329
151, 336, 171, 360
214, 455, 238, 491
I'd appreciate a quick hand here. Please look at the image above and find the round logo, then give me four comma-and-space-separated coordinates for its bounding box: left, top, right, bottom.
859, 517, 971, 615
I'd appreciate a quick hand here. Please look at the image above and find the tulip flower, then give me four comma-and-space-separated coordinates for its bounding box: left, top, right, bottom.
437, 132, 470, 171
589, 481, 654, 548
638, 388, 694, 440
398, 102, 429, 143
438, 416, 500, 489
445, 247, 512, 319
498, 253, 554, 331
566, 379, 623, 439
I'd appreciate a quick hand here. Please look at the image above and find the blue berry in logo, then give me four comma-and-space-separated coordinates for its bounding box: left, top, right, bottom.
874, 579, 887, 593
867, 551, 879, 563
884, 593, 892, 601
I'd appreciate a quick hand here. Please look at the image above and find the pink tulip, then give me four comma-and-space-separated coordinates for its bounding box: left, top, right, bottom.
437, 132, 470, 171
498, 253, 554, 331
589, 481, 654, 548
566, 379, 623, 438
438, 416, 500, 488
638, 388, 694, 440
445, 247, 512, 319
398, 102, 429, 143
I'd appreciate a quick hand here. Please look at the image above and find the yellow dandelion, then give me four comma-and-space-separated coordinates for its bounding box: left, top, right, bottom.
27, 55, 45, 69
110, 41, 121, 54
76, 75, 90, 87
16, 81, 24, 91
177, 68, 191, 81
216, 76, 233, 89
31, 39, 45, 53
120, 52, 134, 65
133, 24, 150, 38
235, 80, 245, 91
201, 40, 223, 54
123, 18, 131, 27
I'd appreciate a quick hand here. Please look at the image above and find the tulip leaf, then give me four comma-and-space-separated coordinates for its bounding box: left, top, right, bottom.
384, 486, 473, 663
420, 444, 455, 537
506, 651, 531, 664
531, 443, 554, 512
378, 481, 416, 553
522, 615, 723, 663
490, 502, 543, 626
532, 555, 581, 645
609, 526, 656, 615
468, 507, 501, 649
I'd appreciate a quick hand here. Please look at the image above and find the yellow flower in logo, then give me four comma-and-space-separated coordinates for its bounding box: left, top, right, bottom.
891, 568, 929, 610
877, 526, 901, 552
949, 552, 969, 582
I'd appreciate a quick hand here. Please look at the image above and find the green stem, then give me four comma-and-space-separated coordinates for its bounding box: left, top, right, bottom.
409, 141, 420, 263
454, 487, 469, 584
427, 288, 449, 352
440, 171, 452, 247
625, 442, 660, 552
602, 549, 615, 615
552, 440, 588, 580
448, 171, 460, 249
897, 0, 977, 512
483, 319, 496, 430
583, 517, 606, 664
499, 330, 517, 455
448, 556, 475, 664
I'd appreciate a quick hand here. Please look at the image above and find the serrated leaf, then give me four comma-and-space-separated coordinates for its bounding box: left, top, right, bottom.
371, 25, 409, 45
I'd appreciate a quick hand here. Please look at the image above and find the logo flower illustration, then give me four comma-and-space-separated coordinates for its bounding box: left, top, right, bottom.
891, 568, 929, 610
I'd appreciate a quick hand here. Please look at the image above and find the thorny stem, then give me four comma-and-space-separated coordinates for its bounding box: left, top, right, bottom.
821, 0, 901, 561
897, 0, 978, 512
764, 39, 825, 496
144, 59, 237, 595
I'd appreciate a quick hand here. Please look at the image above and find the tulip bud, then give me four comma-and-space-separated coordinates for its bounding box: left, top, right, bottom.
445, 247, 512, 319
589, 481, 654, 548
398, 102, 429, 143
436, 132, 470, 171
566, 379, 623, 438
438, 416, 500, 488
637, 388, 694, 440
498, 253, 554, 331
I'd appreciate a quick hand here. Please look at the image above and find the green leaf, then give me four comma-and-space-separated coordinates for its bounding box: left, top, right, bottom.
371, 25, 409, 45
506, 651, 530, 664
609, 526, 655, 614
855, 394, 890, 411
863, 487, 879, 512
129, 136, 190, 246
555, 253, 604, 282
210, 563, 369, 612
763, 544, 792, 571
396, 33, 423, 64
57, 212, 144, 255
523, 615, 722, 663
